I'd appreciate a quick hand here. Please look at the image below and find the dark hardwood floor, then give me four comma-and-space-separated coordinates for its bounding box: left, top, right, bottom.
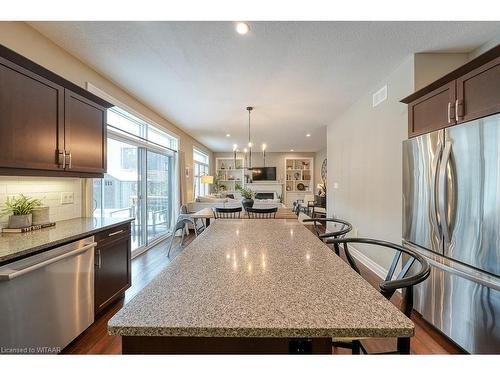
62, 227, 464, 354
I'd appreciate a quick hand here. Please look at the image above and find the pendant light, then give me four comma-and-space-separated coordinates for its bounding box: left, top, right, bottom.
246, 106, 253, 168
262, 143, 267, 166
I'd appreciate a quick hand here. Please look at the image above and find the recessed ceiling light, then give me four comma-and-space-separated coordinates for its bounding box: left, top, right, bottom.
226, 133, 231, 137
306, 133, 311, 137
290, 149, 294, 152
235, 22, 249, 35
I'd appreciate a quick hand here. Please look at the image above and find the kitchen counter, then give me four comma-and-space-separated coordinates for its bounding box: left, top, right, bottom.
108, 220, 413, 345
0, 217, 134, 264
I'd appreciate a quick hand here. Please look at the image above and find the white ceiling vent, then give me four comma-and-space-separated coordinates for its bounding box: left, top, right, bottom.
372, 85, 388, 107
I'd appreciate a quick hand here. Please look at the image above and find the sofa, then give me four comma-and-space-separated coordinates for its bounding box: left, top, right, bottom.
186, 195, 282, 213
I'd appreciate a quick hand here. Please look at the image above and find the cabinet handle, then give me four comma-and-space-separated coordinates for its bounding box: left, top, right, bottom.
108, 229, 124, 237
66, 151, 72, 169
58, 150, 66, 169
95, 249, 102, 269
447, 102, 452, 123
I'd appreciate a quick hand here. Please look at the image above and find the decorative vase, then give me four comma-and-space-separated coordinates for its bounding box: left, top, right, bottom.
32, 206, 50, 225
242, 198, 254, 210
8, 214, 33, 229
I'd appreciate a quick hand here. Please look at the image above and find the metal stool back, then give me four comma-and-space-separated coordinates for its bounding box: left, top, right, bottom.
213, 207, 242, 219
326, 237, 431, 354
246, 207, 278, 219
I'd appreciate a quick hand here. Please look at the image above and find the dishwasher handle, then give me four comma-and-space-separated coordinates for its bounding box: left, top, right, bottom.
0, 242, 97, 281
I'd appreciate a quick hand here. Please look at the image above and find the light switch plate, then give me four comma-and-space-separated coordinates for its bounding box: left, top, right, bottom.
60, 192, 74, 205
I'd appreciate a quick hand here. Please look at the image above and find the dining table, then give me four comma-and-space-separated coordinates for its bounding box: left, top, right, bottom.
189, 206, 297, 228
108, 219, 414, 354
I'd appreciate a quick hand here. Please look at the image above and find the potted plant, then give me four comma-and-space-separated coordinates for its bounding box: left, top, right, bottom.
238, 187, 255, 210
1, 194, 43, 229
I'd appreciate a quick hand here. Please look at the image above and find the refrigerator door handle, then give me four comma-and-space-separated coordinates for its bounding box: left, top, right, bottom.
438, 140, 453, 244
430, 144, 443, 236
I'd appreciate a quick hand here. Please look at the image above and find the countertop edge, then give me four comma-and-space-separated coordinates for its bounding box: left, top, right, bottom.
107, 325, 415, 338
0, 217, 134, 264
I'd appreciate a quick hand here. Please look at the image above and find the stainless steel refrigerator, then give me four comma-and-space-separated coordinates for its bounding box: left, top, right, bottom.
402, 113, 500, 354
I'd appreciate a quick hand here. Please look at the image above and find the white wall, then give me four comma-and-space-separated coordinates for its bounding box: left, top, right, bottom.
326, 56, 415, 270
0, 177, 82, 228
414, 53, 469, 90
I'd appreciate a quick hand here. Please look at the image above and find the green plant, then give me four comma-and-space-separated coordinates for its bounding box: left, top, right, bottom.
1, 194, 43, 217
239, 187, 255, 200
234, 182, 242, 191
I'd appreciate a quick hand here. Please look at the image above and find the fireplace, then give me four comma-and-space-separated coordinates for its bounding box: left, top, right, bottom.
255, 192, 275, 200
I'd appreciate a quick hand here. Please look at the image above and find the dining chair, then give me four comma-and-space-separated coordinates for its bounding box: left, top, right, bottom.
302, 218, 360, 274
325, 237, 431, 354
245, 207, 278, 219
167, 205, 204, 257
213, 207, 242, 219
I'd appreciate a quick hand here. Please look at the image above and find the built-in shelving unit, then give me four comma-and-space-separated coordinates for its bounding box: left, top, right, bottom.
216, 157, 245, 192
284, 157, 314, 207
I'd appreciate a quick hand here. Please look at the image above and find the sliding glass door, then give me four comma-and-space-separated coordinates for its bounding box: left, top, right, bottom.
94, 136, 175, 255
94, 138, 143, 250
94, 105, 178, 256
146, 150, 172, 243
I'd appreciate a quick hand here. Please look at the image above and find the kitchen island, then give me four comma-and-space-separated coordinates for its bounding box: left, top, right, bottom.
108, 219, 414, 354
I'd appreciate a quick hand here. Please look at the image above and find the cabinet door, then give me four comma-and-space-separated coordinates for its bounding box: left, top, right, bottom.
408, 82, 456, 137
456, 56, 500, 123
94, 234, 131, 314
64, 89, 107, 174
0, 57, 64, 171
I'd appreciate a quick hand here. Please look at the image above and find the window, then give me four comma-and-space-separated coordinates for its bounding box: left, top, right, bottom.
121, 147, 137, 170
107, 107, 178, 150
94, 105, 177, 255
193, 148, 210, 198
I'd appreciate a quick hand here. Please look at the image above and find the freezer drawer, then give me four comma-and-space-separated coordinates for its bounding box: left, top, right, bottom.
0, 237, 95, 354
406, 241, 500, 354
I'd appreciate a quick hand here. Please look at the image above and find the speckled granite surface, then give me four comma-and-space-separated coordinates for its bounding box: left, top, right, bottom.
0, 217, 134, 264
108, 219, 414, 339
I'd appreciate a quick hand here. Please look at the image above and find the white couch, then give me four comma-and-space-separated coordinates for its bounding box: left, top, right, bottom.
187, 196, 282, 213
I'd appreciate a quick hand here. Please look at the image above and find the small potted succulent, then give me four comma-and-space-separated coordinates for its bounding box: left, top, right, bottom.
238, 187, 255, 210
1, 194, 43, 229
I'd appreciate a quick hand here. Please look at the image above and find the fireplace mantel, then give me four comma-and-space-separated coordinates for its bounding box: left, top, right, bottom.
245, 182, 284, 200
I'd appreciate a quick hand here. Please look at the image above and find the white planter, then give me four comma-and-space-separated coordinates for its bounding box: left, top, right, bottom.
32, 207, 50, 225
8, 214, 32, 229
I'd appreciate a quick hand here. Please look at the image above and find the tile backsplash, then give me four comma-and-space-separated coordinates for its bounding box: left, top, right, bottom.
0, 177, 83, 228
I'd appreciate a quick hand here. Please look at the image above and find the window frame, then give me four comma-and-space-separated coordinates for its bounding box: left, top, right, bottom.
193, 148, 210, 198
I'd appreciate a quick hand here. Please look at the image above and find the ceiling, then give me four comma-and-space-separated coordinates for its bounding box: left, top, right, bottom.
29, 21, 500, 152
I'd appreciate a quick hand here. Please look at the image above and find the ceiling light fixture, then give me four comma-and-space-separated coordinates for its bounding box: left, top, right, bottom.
246, 106, 253, 168
226, 133, 231, 137
290, 149, 294, 152
306, 133, 311, 137
235, 22, 249, 35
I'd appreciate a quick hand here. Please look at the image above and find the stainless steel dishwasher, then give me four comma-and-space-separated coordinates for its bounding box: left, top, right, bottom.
0, 236, 96, 354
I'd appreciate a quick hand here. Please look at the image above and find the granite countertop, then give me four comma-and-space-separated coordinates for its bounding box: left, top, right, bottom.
0, 217, 134, 264
108, 219, 414, 339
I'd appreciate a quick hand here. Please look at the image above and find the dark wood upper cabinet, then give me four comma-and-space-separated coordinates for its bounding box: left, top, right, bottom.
456, 56, 500, 124
0, 44, 112, 178
408, 82, 456, 137
402, 44, 500, 138
64, 90, 107, 174
0, 56, 64, 172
